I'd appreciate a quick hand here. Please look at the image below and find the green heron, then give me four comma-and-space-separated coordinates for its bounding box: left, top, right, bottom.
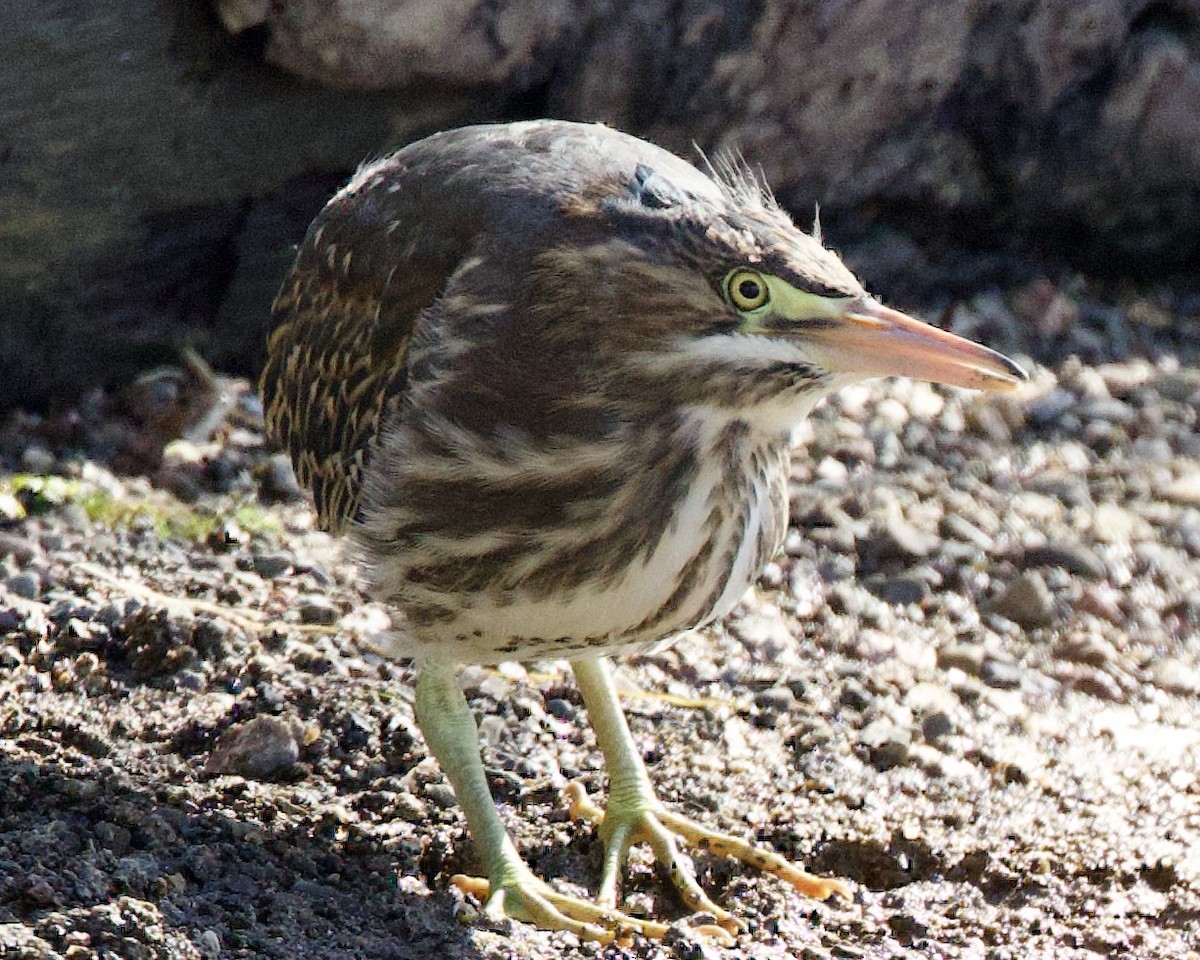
261, 120, 1026, 943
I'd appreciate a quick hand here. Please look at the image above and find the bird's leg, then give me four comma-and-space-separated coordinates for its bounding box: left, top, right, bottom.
568, 656, 850, 930
412, 662, 670, 943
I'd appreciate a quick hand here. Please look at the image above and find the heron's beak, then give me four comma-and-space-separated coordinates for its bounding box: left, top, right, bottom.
803, 299, 1027, 392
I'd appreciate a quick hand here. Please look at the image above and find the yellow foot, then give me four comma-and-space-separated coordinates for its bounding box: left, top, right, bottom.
565, 781, 850, 927
451, 871, 734, 946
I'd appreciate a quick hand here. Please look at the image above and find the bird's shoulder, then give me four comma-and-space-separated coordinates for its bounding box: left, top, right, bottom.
261, 161, 478, 533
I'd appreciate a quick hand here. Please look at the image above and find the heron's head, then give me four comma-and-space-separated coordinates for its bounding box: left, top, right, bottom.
508, 140, 1025, 429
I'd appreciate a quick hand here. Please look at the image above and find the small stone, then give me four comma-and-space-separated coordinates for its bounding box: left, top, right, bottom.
981, 658, 1023, 690
1078, 397, 1135, 424
839, 678, 872, 711
252, 552, 293, 579
754, 685, 796, 712
1053, 634, 1119, 669
0, 532, 38, 564
425, 783, 458, 810
20, 446, 56, 473
1026, 388, 1076, 425
864, 574, 929, 606
868, 512, 940, 561
937, 643, 986, 677
206, 715, 299, 780
940, 513, 994, 551
545, 698, 577, 721
260, 453, 302, 500
1150, 658, 1200, 697
1021, 542, 1106, 579
4, 572, 40, 600
921, 710, 955, 742
199, 929, 222, 960
988, 572, 1057, 628
859, 719, 912, 771
1091, 503, 1153, 545
1154, 368, 1200, 403
297, 595, 340, 625
1162, 472, 1200, 507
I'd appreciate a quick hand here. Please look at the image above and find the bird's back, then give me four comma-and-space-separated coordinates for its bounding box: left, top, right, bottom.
261, 120, 721, 533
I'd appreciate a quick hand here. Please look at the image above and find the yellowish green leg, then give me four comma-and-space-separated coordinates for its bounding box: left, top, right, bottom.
569, 655, 850, 930
413, 661, 669, 943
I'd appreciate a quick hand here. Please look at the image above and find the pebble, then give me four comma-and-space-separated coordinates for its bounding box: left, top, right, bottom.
1154, 368, 1200, 402
205, 715, 299, 780
297, 595, 340, 625
4, 572, 41, 600
859, 719, 912, 771
20, 446, 56, 473
0, 532, 39, 565
545, 697, 577, 721
1078, 397, 1135, 424
1090, 503, 1153, 545
839, 678, 873, 712
260, 453, 302, 500
981, 658, 1023, 690
870, 512, 940, 561
424, 783, 458, 810
864, 573, 929, 605
937, 643, 985, 677
252, 551, 293, 579
940, 513, 994, 551
1150, 658, 1200, 696
1026, 388, 1077, 425
988, 572, 1057, 628
754, 685, 796, 713
1021, 542, 1106, 579
1162, 472, 1200, 507
921, 710, 955, 742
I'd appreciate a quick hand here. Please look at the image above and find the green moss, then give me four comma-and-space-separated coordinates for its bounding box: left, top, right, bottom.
2, 473, 282, 542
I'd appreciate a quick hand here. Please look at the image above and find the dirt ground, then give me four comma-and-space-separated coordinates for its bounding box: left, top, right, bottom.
2, 281, 1199, 959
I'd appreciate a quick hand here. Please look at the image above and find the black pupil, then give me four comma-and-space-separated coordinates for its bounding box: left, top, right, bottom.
738, 278, 761, 302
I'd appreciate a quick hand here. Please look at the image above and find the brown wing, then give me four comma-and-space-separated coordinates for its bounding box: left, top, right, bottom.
260, 160, 474, 533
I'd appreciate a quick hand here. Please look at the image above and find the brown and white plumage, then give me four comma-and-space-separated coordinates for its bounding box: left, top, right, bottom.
264, 121, 865, 660
261, 120, 1025, 942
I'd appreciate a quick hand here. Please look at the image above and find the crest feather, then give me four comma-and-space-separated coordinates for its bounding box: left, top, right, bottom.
694, 144, 780, 213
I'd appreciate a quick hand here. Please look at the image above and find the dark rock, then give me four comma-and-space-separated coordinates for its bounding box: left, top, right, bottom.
1021, 543, 1107, 579
4, 572, 41, 600
0, 533, 39, 565
205, 715, 300, 780
859, 719, 912, 771
259, 453, 303, 501
7, 1, 1199, 411
754, 686, 797, 713
864, 574, 930, 606
921, 710, 955, 742
252, 552, 293, 579
297, 595, 340, 625
988, 572, 1058, 629
544, 698, 577, 721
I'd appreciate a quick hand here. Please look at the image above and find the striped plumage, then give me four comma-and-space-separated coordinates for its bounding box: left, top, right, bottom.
262, 121, 863, 663
261, 120, 1025, 942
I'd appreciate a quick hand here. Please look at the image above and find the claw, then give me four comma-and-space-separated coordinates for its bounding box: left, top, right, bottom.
563, 779, 849, 937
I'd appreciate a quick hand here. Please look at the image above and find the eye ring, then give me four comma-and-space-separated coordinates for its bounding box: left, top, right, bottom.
725, 269, 770, 311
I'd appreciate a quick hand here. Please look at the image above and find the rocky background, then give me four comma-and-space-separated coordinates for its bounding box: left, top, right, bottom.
2, 0, 1199, 409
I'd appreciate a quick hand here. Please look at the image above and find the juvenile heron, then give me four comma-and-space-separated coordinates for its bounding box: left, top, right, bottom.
261, 120, 1026, 942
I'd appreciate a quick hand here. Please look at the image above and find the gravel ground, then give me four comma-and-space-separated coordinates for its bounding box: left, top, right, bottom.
2, 280, 1199, 960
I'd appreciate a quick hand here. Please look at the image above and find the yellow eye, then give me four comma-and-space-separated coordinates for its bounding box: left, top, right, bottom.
725, 269, 770, 311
